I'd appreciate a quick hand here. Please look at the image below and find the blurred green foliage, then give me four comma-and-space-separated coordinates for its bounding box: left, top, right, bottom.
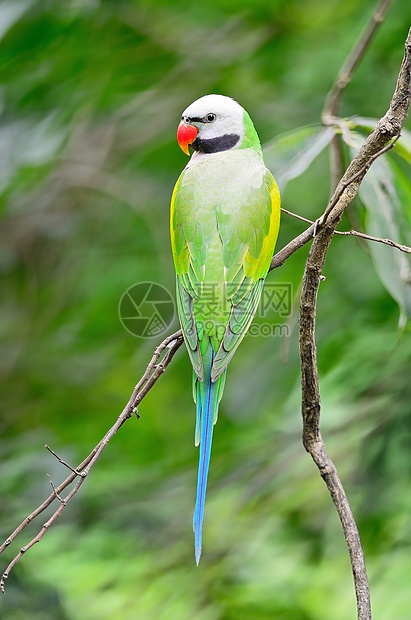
1, 1, 411, 619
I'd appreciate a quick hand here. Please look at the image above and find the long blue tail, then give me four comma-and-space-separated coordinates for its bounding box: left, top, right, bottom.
193, 346, 225, 565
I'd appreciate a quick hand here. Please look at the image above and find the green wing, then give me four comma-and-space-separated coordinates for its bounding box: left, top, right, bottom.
170, 153, 281, 382
211, 168, 280, 380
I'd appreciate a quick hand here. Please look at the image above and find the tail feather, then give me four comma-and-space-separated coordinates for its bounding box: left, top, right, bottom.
193, 345, 226, 565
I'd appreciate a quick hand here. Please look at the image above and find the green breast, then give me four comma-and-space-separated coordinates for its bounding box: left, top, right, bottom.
171, 147, 277, 352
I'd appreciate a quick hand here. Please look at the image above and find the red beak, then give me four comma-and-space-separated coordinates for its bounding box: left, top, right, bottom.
177, 121, 198, 155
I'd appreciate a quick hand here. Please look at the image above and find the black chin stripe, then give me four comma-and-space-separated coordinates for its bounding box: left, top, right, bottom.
191, 133, 240, 154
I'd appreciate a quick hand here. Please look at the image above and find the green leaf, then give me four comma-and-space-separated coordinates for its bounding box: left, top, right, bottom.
350, 116, 378, 131
350, 116, 411, 165
0, 0, 34, 42
263, 124, 335, 192
394, 129, 411, 165
349, 132, 411, 324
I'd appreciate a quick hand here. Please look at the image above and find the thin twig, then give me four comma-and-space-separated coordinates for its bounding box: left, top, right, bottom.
322, 0, 394, 123
268, 135, 401, 273
281, 207, 312, 225
299, 26, 411, 620
269, 222, 316, 271
281, 207, 411, 254
45, 445, 85, 476
322, 0, 394, 195
336, 229, 411, 253
319, 136, 399, 226
46, 475, 66, 505
0, 8, 409, 605
0, 330, 183, 593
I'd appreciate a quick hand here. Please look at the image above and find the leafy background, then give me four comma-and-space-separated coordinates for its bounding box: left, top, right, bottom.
1, 1, 411, 619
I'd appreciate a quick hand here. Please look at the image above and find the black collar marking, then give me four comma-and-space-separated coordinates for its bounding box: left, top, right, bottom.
191, 133, 240, 154
185, 116, 203, 123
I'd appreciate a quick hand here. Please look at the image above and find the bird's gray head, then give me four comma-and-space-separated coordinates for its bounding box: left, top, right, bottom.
177, 94, 245, 155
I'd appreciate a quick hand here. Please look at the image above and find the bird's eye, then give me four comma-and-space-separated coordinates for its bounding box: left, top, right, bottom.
206, 113, 216, 122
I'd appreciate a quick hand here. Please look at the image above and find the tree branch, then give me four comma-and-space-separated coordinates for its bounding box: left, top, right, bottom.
322, 0, 394, 195
0, 330, 184, 593
281, 207, 411, 254
299, 26, 411, 620
322, 0, 394, 123
1, 10, 410, 610
268, 135, 402, 273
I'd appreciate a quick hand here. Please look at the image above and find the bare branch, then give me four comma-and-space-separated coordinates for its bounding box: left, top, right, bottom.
322, 0, 394, 122
281, 207, 411, 254
0, 330, 184, 593
299, 26, 411, 620
269, 222, 316, 271
336, 228, 411, 253
319, 136, 399, 226
1, 5, 409, 608
46, 475, 66, 505
322, 0, 394, 195
45, 445, 85, 476
268, 136, 401, 273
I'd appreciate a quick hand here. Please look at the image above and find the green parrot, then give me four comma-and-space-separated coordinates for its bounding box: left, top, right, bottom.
170, 94, 280, 564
